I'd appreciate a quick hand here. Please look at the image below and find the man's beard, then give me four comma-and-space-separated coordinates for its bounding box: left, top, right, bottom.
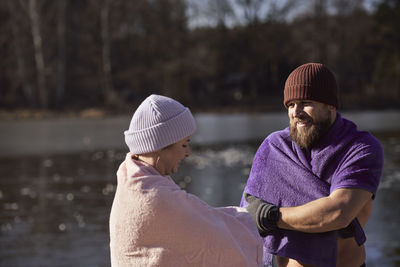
289, 113, 332, 149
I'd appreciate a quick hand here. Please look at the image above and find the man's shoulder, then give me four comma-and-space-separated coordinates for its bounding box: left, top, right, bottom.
336, 115, 383, 151
334, 118, 384, 175
266, 128, 290, 141
347, 126, 383, 153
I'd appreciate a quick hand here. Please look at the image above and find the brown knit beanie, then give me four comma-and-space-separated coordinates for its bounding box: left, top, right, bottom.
283, 63, 339, 108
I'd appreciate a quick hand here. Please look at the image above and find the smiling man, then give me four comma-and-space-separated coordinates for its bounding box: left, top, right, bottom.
241, 63, 384, 267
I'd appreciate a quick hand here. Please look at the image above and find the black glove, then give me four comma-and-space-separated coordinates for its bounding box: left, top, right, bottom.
338, 218, 366, 246
244, 193, 280, 236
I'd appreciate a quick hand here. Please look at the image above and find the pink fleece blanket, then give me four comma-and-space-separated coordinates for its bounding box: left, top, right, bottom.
109, 153, 263, 267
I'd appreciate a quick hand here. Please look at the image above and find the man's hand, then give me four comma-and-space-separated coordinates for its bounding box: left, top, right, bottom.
338, 218, 366, 246
244, 193, 280, 236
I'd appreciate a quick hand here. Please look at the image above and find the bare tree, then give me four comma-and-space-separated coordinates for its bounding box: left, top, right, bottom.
187, 0, 236, 27
28, 0, 48, 109
7, 0, 35, 106
331, 0, 364, 15
312, 0, 329, 62
235, 0, 263, 24
266, 0, 301, 22
100, 0, 116, 106
56, 0, 67, 107
85, 0, 120, 107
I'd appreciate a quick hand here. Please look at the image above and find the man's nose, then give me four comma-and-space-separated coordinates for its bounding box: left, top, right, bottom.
292, 104, 303, 117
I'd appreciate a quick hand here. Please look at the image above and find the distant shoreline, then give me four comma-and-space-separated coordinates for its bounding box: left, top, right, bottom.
1, 107, 399, 120
1, 110, 399, 157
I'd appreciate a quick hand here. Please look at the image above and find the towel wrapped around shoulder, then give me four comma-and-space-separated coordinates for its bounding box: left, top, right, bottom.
110, 153, 263, 267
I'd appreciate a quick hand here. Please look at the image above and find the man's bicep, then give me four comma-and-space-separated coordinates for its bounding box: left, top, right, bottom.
332, 137, 383, 198
329, 188, 373, 224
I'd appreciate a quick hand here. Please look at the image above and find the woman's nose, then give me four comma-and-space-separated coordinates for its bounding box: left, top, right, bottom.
185, 146, 191, 157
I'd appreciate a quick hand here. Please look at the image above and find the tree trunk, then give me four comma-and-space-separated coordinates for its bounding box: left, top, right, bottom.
314, 0, 328, 62
56, 0, 67, 108
28, 0, 48, 109
7, 0, 35, 107
100, 0, 116, 106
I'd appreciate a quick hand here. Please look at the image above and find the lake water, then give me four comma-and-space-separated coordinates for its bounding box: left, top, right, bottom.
0, 111, 399, 267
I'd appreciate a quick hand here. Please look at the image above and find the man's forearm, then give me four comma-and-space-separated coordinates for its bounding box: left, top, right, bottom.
278, 196, 346, 232
277, 188, 372, 233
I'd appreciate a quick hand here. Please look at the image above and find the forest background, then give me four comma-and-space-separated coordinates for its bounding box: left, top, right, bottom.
0, 0, 399, 116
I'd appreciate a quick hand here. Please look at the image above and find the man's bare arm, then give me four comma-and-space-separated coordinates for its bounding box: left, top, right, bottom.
277, 188, 373, 233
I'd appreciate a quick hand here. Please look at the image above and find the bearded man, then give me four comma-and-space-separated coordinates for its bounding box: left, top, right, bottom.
241, 63, 383, 267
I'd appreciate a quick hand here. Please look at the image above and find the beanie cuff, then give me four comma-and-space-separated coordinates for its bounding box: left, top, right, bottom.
124, 108, 196, 154
284, 84, 338, 108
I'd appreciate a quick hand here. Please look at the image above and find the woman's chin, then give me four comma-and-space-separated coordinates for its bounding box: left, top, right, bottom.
164, 168, 178, 176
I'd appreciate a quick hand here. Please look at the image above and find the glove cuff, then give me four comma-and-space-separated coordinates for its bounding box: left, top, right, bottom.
257, 204, 280, 231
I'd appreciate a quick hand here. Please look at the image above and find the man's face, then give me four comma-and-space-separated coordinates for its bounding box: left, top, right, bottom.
288, 100, 335, 149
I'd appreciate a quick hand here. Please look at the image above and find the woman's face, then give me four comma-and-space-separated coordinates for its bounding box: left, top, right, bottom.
157, 136, 191, 176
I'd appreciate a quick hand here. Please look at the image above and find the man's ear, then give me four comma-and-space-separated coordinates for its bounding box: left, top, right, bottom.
327, 105, 336, 112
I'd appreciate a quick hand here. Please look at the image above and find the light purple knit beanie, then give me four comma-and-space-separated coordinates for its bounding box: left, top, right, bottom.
124, 94, 197, 154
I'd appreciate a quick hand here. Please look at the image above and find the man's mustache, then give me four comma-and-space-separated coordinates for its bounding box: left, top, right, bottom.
292, 117, 313, 125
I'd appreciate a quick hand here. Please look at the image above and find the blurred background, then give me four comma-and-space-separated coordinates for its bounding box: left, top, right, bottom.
0, 0, 399, 266
0, 0, 399, 112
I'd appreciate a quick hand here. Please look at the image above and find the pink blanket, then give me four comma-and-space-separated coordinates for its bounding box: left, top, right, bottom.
110, 153, 263, 267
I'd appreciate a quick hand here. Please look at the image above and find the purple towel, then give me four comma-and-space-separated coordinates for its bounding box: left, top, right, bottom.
241, 113, 383, 267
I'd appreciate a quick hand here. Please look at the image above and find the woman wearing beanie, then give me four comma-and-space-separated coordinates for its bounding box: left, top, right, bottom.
109, 94, 263, 267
